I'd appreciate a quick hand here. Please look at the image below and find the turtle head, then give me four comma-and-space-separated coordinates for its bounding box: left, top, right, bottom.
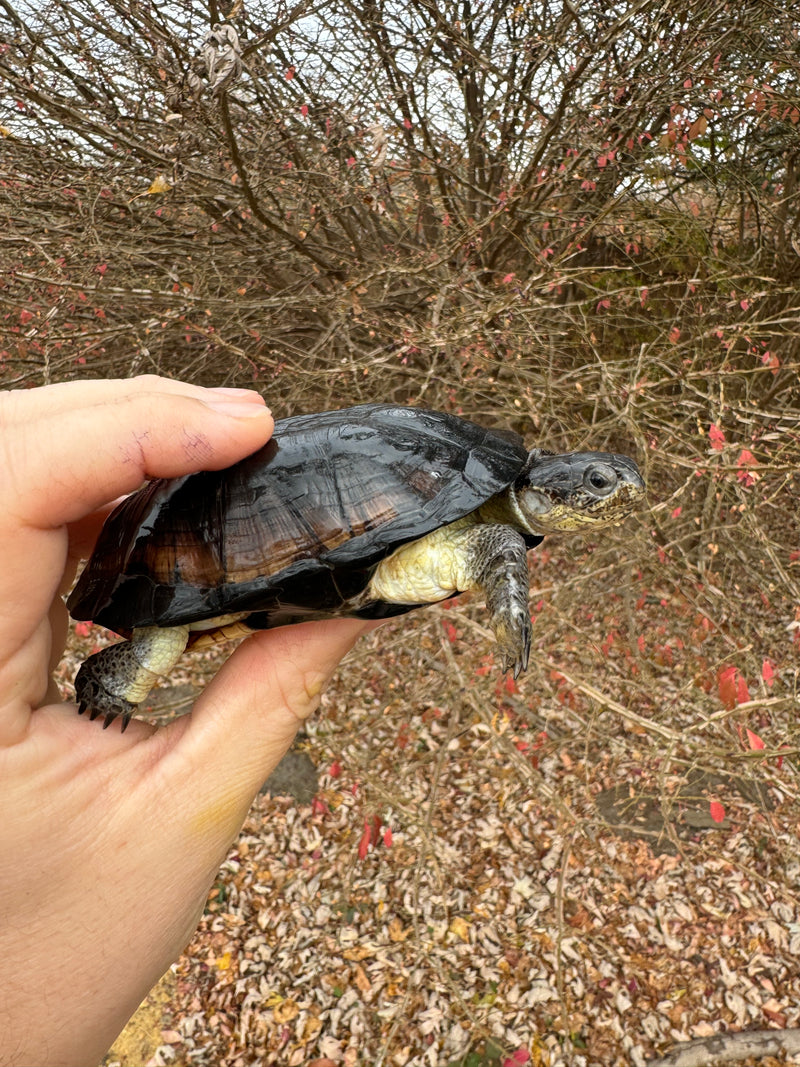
513, 448, 645, 534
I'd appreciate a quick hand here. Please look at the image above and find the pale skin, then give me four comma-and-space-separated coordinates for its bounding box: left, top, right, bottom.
0, 375, 369, 1067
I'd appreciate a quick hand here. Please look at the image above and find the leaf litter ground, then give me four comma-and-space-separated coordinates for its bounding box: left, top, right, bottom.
55, 529, 800, 1067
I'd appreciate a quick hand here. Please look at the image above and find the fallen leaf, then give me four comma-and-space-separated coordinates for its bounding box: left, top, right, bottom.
273, 998, 299, 1024
342, 944, 373, 961
146, 174, 172, 195
448, 916, 471, 942
388, 917, 410, 942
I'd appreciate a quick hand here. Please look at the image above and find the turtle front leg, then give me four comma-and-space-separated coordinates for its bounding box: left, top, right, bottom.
368, 521, 532, 676
74, 625, 190, 731
461, 526, 532, 677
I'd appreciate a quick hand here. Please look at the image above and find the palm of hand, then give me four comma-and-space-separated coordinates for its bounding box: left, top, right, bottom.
0, 377, 366, 1066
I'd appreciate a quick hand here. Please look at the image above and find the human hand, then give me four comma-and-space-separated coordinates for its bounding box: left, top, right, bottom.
0, 376, 368, 1067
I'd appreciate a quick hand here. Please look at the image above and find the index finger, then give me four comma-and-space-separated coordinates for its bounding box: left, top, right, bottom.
0, 375, 272, 529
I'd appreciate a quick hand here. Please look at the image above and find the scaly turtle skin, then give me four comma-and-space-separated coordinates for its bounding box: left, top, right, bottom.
67, 403, 645, 730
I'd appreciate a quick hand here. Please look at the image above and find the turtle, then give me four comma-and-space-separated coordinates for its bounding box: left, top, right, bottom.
67, 403, 645, 730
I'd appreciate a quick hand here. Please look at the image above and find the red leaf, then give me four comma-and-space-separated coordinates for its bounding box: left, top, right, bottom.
761, 351, 780, 374
669, 326, 681, 343
746, 728, 765, 751
300, 104, 309, 117
762, 659, 775, 687
736, 449, 758, 487
708, 423, 726, 450
370, 814, 382, 846
736, 674, 750, 704
19, 309, 33, 324
328, 760, 342, 778
357, 819, 371, 860
709, 800, 725, 823
717, 665, 739, 709
284, 66, 295, 80
503, 1051, 531, 1067
383, 827, 393, 848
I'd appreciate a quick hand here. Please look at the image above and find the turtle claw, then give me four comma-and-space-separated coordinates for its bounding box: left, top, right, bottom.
499, 645, 528, 679
74, 653, 138, 732
494, 606, 531, 679
80, 702, 133, 732
100, 709, 131, 732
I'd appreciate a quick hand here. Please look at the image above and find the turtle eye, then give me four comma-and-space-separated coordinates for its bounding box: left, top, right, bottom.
584, 463, 617, 496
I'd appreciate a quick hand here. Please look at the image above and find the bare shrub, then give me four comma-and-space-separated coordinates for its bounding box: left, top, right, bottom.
4, 0, 800, 1055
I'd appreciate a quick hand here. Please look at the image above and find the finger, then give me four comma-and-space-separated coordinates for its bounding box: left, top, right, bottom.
0, 377, 273, 727
157, 620, 369, 848
0, 375, 273, 529
0, 377, 265, 426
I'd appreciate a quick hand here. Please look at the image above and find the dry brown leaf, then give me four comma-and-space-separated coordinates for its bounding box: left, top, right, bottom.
448, 916, 471, 942
388, 917, 410, 942
272, 998, 299, 1024
146, 174, 172, 195
342, 944, 373, 961
129, 174, 173, 203
689, 114, 708, 139
301, 1016, 323, 1042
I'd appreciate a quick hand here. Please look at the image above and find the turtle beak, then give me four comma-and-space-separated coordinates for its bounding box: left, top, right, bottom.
515, 450, 645, 533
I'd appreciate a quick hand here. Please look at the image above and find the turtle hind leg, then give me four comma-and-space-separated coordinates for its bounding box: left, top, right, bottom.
75, 661, 137, 732
74, 625, 190, 731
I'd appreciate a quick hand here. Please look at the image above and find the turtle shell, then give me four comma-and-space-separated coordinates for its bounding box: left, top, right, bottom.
67, 403, 529, 633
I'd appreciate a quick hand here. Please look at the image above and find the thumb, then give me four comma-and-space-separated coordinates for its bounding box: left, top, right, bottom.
158, 619, 370, 846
